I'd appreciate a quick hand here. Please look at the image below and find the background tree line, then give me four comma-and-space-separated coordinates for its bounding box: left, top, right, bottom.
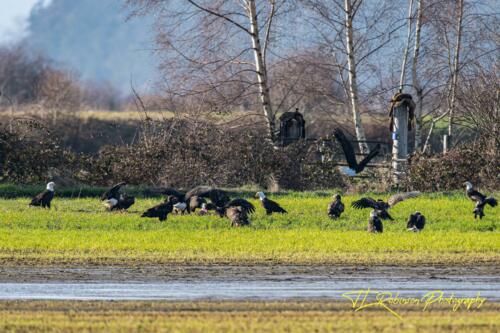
0, 0, 497, 190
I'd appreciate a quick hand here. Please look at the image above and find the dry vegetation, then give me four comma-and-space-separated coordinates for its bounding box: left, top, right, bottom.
0, 300, 498, 333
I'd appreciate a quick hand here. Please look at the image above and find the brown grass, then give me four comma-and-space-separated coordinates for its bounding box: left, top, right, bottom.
0, 300, 497, 332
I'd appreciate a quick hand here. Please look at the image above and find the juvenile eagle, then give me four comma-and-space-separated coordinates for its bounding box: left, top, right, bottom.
368, 210, 383, 233
223, 200, 254, 227
333, 128, 380, 176
187, 195, 206, 213
464, 182, 497, 219
29, 182, 55, 209
328, 194, 344, 219
407, 211, 425, 232
352, 191, 421, 220
255, 192, 287, 215
215, 198, 255, 218
141, 196, 177, 221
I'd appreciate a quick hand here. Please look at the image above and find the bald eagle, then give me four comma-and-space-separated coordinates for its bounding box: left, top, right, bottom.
465, 182, 497, 219
173, 201, 188, 214
352, 191, 421, 220
185, 186, 230, 208
103, 194, 135, 211
333, 128, 380, 176
141, 196, 177, 221
255, 192, 287, 215
101, 182, 126, 201
29, 182, 55, 209
368, 210, 383, 233
407, 211, 425, 232
101, 182, 135, 211
112, 195, 135, 211
215, 198, 255, 218
328, 194, 344, 219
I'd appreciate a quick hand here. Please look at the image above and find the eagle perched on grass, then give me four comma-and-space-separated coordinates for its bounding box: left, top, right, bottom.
30, 182, 55, 209
222, 199, 255, 227
141, 196, 177, 221
215, 198, 255, 218
328, 194, 344, 219
101, 182, 135, 211
407, 211, 426, 232
255, 192, 287, 215
464, 182, 497, 219
368, 210, 383, 233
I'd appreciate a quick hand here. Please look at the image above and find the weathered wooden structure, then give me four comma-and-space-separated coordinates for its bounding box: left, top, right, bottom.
389, 93, 415, 184
277, 109, 305, 146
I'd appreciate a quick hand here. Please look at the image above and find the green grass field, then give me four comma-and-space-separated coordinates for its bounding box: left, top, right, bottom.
0, 191, 498, 265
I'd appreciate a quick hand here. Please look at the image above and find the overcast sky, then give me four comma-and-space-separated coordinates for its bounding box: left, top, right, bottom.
0, 0, 51, 43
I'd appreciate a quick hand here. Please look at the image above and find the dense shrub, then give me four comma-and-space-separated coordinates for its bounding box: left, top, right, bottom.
0, 118, 345, 190
0, 119, 78, 183
406, 143, 499, 191
80, 120, 345, 190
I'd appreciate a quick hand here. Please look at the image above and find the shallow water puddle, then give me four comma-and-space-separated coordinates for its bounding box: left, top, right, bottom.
0, 276, 498, 300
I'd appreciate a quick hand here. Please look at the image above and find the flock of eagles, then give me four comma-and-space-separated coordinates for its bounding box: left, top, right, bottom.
28, 128, 497, 232
28, 181, 496, 233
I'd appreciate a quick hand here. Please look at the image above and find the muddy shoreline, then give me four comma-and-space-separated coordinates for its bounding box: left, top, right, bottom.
1, 264, 498, 283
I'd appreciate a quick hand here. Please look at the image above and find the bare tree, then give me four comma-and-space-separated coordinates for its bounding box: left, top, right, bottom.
343, 0, 369, 153
128, 0, 294, 143
302, 0, 405, 153
445, 0, 464, 150
399, 0, 415, 91
410, 0, 497, 153
411, 0, 423, 150
0, 44, 47, 106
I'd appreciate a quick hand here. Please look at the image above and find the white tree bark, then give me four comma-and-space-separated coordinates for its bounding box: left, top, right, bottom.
446, 0, 464, 149
247, 0, 276, 142
412, 0, 424, 150
399, 0, 414, 91
344, 0, 369, 154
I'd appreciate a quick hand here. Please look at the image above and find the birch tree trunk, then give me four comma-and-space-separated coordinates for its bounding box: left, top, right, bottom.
247, 0, 276, 142
344, 0, 369, 153
399, 0, 414, 91
446, 0, 464, 150
412, 0, 424, 150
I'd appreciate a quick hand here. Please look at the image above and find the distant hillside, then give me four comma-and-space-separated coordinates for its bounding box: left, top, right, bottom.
26, 0, 157, 93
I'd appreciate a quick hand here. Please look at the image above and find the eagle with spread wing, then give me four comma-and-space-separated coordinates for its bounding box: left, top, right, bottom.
352, 191, 421, 220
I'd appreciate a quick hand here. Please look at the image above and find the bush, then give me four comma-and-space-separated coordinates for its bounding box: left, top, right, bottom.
1, 117, 345, 190
0, 119, 81, 184
81, 120, 345, 190
406, 143, 499, 191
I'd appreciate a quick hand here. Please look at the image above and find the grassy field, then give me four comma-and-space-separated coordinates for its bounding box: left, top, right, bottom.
0, 191, 498, 265
0, 300, 498, 332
